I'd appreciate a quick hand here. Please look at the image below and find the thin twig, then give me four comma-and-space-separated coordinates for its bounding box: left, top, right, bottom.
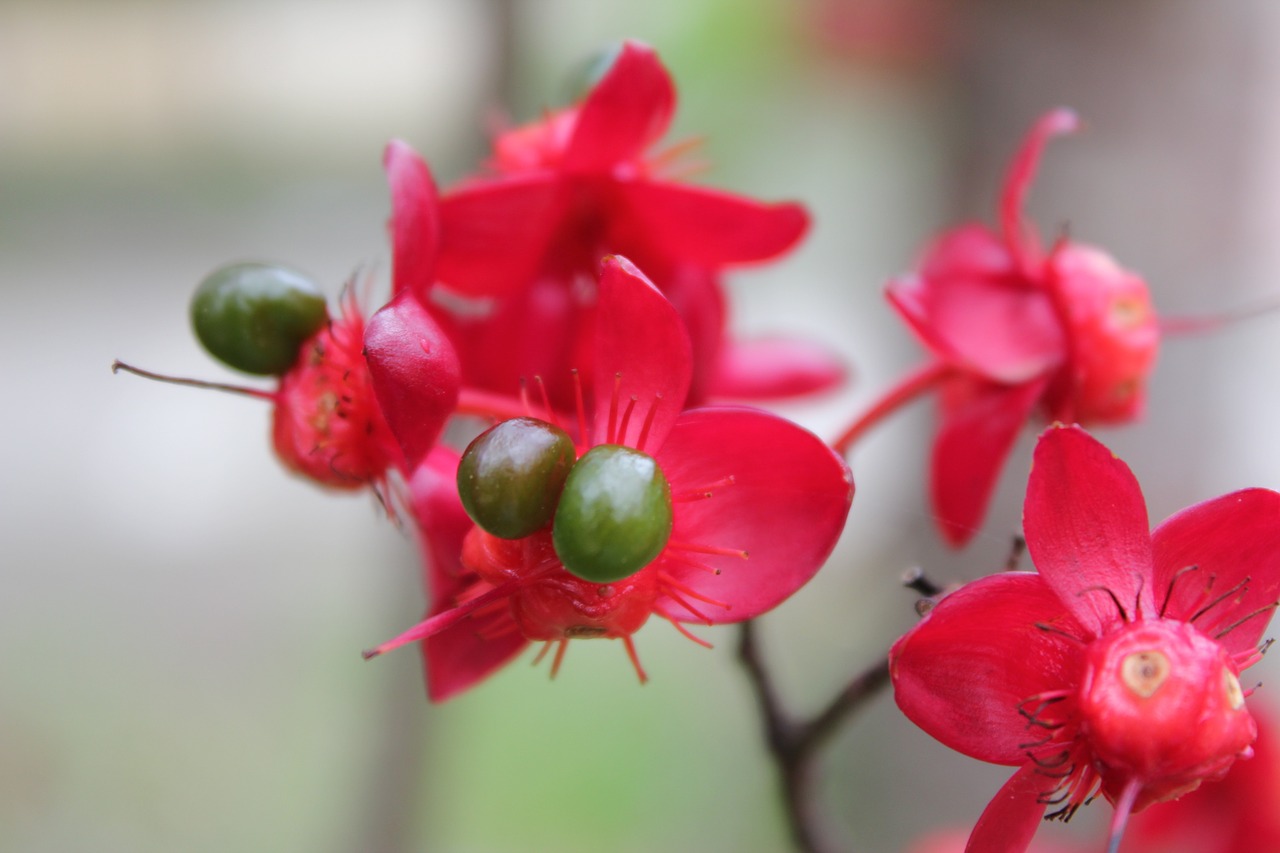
737, 621, 892, 853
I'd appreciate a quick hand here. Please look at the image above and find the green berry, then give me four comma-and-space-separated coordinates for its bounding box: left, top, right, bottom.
190, 262, 328, 376
458, 418, 577, 539
552, 444, 673, 583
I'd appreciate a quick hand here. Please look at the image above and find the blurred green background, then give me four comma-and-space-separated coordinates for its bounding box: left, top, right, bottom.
4, 0, 1280, 850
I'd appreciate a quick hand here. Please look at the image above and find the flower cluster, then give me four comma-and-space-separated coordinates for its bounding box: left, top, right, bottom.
115, 37, 1280, 853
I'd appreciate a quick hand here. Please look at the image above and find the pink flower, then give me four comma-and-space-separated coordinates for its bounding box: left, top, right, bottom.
890, 425, 1280, 853
432, 40, 842, 406
884, 109, 1159, 546
366, 256, 853, 700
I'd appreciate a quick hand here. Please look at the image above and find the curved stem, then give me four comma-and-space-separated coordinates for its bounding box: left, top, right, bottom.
737, 621, 893, 853
830, 361, 954, 456
111, 359, 277, 402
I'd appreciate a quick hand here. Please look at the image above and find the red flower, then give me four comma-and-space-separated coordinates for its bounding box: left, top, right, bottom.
366, 256, 853, 700
281, 139, 460, 485
115, 140, 459, 495
432, 40, 842, 406
890, 425, 1280, 853
857, 110, 1160, 546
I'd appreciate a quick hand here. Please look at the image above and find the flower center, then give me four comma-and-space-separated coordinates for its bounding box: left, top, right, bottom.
1078, 618, 1257, 809
1119, 650, 1169, 698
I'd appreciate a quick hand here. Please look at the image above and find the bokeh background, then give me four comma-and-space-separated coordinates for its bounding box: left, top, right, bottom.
4, 0, 1280, 850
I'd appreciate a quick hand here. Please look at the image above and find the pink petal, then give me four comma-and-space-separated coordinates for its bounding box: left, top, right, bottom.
436, 268, 585, 409
383, 139, 440, 301
1151, 488, 1280, 656
652, 406, 852, 623
363, 294, 461, 471
890, 572, 1085, 764
651, 262, 725, 406
964, 765, 1053, 853
999, 108, 1079, 273
424, 606, 528, 703
563, 41, 675, 173
593, 256, 691, 449
888, 225, 1065, 383
1022, 425, 1156, 638
615, 180, 809, 265
436, 173, 564, 298
931, 376, 1047, 547
709, 337, 847, 400
407, 450, 528, 702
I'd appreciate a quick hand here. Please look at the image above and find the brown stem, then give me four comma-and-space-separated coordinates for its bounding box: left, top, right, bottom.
737, 621, 892, 853
111, 359, 277, 402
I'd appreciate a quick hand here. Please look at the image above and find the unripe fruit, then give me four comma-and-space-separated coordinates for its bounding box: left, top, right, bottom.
458, 417, 576, 539
191, 262, 328, 376
553, 444, 672, 583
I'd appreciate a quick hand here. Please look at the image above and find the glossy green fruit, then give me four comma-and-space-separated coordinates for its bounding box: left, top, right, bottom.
191, 262, 328, 376
552, 444, 673, 583
458, 418, 577, 540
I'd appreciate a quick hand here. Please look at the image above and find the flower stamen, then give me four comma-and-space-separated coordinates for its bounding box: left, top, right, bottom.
621, 635, 648, 684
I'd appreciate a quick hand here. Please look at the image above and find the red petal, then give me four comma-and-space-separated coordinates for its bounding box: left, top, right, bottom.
652, 406, 852, 623
614, 180, 809, 265
1151, 488, 1280, 656
363, 294, 461, 470
424, 607, 528, 702
563, 41, 675, 173
407, 451, 528, 702
384, 139, 440, 301
891, 572, 1085, 764
436, 173, 564, 298
931, 376, 1046, 547
999, 108, 1079, 273
888, 225, 1064, 383
1023, 425, 1155, 637
964, 765, 1053, 853
593, 256, 691, 449
710, 337, 847, 400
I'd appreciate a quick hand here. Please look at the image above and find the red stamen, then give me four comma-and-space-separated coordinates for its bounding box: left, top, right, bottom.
635, 392, 662, 453
363, 567, 556, 660
531, 640, 554, 666
517, 377, 532, 415
606, 372, 622, 444
666, 541, 749, 560
666, 617, 714, 649
673, 475, 735, 502
621, 635, 648, 684
617, 395, 638, 445
659, 586, 715, 625
532, 375, 558, 426
657, 571, 732, 611
111, 360, 277, 402
571, 369, 588, 443
661, 550, 721, 575
550, 638, 569, 679
831, 361, 955, 455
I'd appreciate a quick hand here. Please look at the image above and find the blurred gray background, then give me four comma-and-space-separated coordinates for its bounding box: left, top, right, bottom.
4, 1, 1279, 850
